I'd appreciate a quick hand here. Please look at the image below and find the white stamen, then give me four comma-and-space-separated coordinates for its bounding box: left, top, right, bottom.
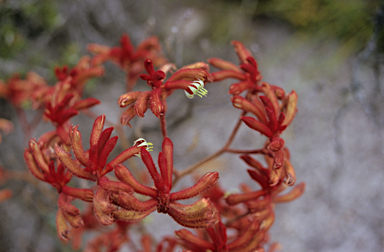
184, 79, 208, 99
133, 138, 153, 157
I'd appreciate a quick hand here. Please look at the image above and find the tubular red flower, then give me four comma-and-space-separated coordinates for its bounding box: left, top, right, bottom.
114, 164, 158, 197
113, 137, 219, 229
241, 116, 273, 138
170, 172, 219, 201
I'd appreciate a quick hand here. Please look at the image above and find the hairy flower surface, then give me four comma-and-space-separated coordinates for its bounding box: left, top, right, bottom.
55, 114, 142, 182
176, 219, 265, 252
118, 59, 210, 126
54, 56, 104, 94
88, 34, 167, 89
113, 137, 219, 228
208, 41, 262, 95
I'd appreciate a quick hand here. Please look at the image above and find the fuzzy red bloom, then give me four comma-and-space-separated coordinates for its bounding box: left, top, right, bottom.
43, 80, 100, 144
231, 81, 298, 171
118, 59, 210, 126
55, 114, 141, 182
24, 138, 95, 241
54, 56, 104, 94
225, 154, 305, 215
0, 72, 49, 108
113, 137, 219, 228
88, 34, 167, 89
176, 219, 265, 252
208, 41, 262, 95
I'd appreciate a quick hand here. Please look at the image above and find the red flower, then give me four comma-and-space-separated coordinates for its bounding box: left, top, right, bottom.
43, 80, 100, 144
208, 41, 261, 95
55, 114, 142, 182
112, 137, 219, 228
54, 56, 104, 94
209, 41, 286, 97
226, 154, 305, 212
88, 34, 167, 89
176, 220, 265, 252
118, 59, 210, 126
24, 139, 94, 241
0, 72, 49, 108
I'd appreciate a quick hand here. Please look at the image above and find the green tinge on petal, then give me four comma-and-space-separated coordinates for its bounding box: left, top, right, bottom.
167, 199, 218, 228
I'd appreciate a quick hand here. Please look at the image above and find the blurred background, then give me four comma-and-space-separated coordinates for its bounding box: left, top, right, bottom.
0, 0, 384, 251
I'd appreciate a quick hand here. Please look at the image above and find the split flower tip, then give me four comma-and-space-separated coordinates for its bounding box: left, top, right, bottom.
184, 79, 208, 99
133, 138, 153, 158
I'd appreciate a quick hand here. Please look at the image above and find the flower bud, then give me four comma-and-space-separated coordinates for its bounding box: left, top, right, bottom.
170, 172, 219, 201
120, 105, 136, 127
56, 209, 70, 241
167, 199, 218, 228
117, 91, 142, 107
282, 90, 298, 127
134, 91, 151, 117
208, 57, 241, 72
232, 96, 268, 124
273, 182, 305, 203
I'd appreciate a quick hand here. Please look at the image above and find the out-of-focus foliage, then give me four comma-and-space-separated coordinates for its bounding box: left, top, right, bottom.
0, 0, 59, 58
256, 0, 382, 52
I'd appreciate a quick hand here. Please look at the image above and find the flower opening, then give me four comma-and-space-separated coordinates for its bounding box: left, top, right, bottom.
133, 138, 153, 157
184, 79, 208, 99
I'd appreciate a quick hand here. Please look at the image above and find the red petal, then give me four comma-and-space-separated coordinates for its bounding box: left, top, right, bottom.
241, 116, 273, 138
175, 229, 215, 251
55, 144, 97, 181
141, 148, 164, 191
134, 91, 151, 117
150, 88, 164, 117
114, 164, 157, 197
98, 136, 118, 173
208, 57, 241, 72
162, 137, 173, 191
72, 97, 100, 110
225, 190, 266, 205
170, 172, 219, 201
69, 126, 88, 166
90, 114, 105, 147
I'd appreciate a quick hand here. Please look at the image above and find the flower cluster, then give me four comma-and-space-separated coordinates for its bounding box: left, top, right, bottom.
0, 32, 305, 251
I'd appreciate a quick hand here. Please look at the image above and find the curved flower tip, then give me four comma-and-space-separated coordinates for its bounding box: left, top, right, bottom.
231, 41, 253, 64
184, 79, 208, 99
133, 138, 153, 157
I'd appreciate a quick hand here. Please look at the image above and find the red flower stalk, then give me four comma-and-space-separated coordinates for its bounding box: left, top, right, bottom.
118, 59, 210, 126
88, 34, 167, 89
113, 137, 219, 228
55, 114, 142, 182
